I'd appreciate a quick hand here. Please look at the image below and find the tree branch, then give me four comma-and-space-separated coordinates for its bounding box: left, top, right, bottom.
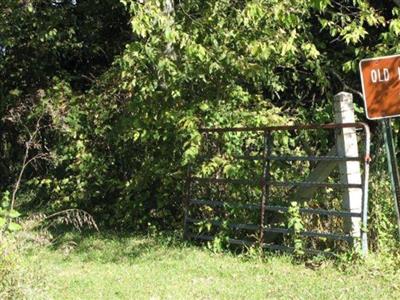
331, 70, 364, 99
9, 111, 48, 212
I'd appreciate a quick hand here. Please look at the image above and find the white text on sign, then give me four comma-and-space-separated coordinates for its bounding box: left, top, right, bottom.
370, 68, 390, 83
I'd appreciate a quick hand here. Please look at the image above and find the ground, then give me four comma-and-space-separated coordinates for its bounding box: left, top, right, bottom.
22, 233, 400, 299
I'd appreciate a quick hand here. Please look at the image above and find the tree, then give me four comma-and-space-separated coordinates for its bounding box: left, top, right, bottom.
1, 0, 400, 232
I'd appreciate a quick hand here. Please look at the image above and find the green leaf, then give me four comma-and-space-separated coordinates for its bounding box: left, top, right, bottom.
8, 222, 22, 232
9, 210, 21, 218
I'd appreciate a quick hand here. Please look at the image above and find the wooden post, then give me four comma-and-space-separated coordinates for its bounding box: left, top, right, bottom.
289, 147, 337, 202
334, 92, 362, 241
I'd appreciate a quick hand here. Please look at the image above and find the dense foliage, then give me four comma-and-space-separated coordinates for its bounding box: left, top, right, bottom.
1, 0, 400, 250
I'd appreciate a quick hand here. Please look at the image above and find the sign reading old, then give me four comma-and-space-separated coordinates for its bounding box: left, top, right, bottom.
359, 54, 400, 120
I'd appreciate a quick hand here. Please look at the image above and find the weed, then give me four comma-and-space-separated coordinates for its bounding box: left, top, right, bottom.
0, 233, 48, 299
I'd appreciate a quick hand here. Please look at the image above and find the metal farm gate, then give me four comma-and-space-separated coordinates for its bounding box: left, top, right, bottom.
183, 123, 371, 255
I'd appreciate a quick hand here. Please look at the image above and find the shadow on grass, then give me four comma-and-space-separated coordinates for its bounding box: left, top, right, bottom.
45, 228, 334, 266
48, 229, 189, 264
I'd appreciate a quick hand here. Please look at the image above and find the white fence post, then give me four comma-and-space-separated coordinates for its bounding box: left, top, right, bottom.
334, 92, 362, 243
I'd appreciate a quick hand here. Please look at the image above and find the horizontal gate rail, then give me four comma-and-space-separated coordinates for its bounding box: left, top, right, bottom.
191, 177, 363, 189
187, 234, 335, 256
198, 122, 369, 133
199, 155, 363, 162
265, 155, 362, 162
265, 205, 362, 218
186, 218, 354, 242
183, 122, 371, 256
190, 199, 362, 218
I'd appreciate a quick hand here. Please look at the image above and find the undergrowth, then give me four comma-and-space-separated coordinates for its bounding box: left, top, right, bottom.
0, 232, 48, 299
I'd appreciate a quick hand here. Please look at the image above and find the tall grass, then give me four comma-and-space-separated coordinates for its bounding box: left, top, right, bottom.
0, 232, 48, 299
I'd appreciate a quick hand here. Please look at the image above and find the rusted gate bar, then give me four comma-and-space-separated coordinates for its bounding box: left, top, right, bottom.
187, 233, 337, 257
199, 155, 363, 161
259, 131, 271, 246
184, 122, 371, 255
183, 166, 192, 240
189, 199, 362, 217
185, 217, 354, 242
198, 122, 369, 132
191, 177, 363, 188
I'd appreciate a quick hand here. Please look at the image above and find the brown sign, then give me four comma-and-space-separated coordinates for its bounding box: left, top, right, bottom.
359, 54, 400, 120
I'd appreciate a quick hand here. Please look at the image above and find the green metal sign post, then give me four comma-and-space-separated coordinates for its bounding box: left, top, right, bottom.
382, 119, 400, 237
359, 55, 400, 238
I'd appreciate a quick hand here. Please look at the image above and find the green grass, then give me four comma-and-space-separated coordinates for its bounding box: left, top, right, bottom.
22, 233, 400, 299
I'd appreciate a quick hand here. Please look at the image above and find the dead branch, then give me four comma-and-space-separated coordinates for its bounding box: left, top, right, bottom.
9, 108, 49, 212
331, 70, 364, 99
